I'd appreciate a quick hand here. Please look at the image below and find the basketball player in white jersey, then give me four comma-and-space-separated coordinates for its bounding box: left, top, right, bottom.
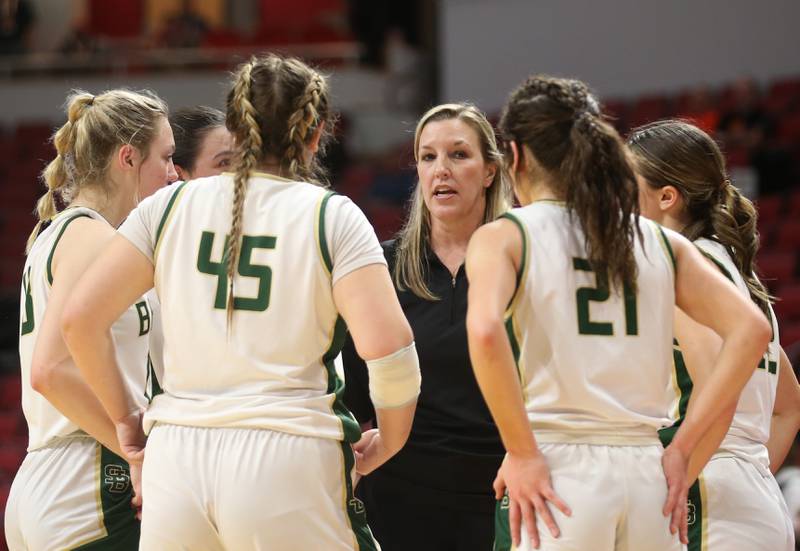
629, 119, 799, 551
62, 54, 420, 550
465, 76, 772, 551
5, 89, 177, 550
143, 106, 234, 403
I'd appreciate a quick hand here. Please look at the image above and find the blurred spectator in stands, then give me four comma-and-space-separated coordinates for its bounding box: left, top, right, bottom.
718, 77, 794, 195
347, 0, 420, 68
59, 26, 103, 56
678, 85, 719, 135
159, 0, 209, 49
0, 0, 34, 56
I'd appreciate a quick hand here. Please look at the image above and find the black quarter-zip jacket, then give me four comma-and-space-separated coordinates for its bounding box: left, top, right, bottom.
342, 240, 504, 500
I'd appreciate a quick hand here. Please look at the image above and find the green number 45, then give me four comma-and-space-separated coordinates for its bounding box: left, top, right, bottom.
573, 257, 638, 336
197, 231, 277, 312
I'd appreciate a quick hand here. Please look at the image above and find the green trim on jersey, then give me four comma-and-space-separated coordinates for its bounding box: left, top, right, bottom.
323, 316, 361, 443
696, 247, 735, 283
499, 212, 528, 313
338, 441, 379, 551
686, 475, 708, 551
144, 354, 163, 403
46, 213, 92, 285
316, 189, 361, 443
317, 191, 336, 274
493, 493, 513, 551
154, 181, 188, 255
654, 223, 676, 274
73, 445, 139, 550
658, 340, 694, 447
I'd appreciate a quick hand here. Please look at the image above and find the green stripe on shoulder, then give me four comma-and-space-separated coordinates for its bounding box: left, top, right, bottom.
154, 181, 188, 248
500, 212, 527, 311
696, 247, 735, 283
655, 224, 677, 272
46, 213, 93, 284
318, 191, 336, 274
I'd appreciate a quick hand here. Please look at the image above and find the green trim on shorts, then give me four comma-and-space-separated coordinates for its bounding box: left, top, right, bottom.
339, 442, 378, 551
73, 445, 139, 550
493, 493, 513, 551
687, 475, 707, 551
46, 213, 92, 284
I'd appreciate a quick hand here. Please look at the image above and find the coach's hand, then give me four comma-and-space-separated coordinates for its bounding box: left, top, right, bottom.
661, 444, 690, 544
496, 451, 571, 550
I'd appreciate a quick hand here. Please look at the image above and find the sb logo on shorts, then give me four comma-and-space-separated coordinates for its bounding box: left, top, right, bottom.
687, 499, 696, 526
349, 497, 366, 515
500, 494, 510, 509
104, 464, 131, 494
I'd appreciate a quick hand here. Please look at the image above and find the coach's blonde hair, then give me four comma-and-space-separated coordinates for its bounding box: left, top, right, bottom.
224, 54, 332, 324
28, 89, 168, 253
394, 103, 511, 300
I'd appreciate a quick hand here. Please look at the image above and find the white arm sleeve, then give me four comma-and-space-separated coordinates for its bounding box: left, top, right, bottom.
325, 194, 387, 284
118, 183, 185, 264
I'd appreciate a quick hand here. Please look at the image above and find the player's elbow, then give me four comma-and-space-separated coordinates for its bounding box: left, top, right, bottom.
466, 310, 505, 352
30, 354, 60, 396
60, 296, 93, 351
746, 310, 772, 357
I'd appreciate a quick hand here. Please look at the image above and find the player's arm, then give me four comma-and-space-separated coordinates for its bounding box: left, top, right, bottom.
466, 219, 570, 549
767, 347, 800, 472
30, 218, 124, 457
669, 234, 770, 458
663, 232, 770, 539
333, 263, 418, 475
672, 308, 736, 483
62, 235, 155, 458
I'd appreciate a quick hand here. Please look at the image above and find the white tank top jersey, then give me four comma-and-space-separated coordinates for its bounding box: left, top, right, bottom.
503, 201, 677, 444
18, 207, 152, 451
118, 172, 386, 443
691, 238, 780, 468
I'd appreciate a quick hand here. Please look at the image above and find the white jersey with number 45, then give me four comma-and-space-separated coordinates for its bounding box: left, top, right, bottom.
502, 201, 677, 443
118, 173, 385, 443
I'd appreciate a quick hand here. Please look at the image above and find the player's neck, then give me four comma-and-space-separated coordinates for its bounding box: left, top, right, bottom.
69, 186, 132, 228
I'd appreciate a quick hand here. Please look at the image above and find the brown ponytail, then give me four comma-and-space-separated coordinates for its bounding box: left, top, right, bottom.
499, 75, 640, 292
628, 119, 772, 314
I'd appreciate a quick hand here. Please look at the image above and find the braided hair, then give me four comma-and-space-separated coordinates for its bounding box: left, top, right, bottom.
499, 75, 640, 292
224, 54, 333, 325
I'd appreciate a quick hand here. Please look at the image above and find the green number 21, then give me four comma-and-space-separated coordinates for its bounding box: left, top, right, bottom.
573, 257, 638, 336
197, 231, 277, 312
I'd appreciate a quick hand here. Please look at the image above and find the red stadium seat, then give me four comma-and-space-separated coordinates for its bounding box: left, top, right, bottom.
780, 321, 800, 348
0, 375, 21, 411
774, 220, 800, 252
627, 95, 670, 129
789, 190, 800, 217
756, 194, 784, 221
758, 251, 797, 284
0, 445, 25, 475
774, 283, 800, 325
766, 78, 800, 115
